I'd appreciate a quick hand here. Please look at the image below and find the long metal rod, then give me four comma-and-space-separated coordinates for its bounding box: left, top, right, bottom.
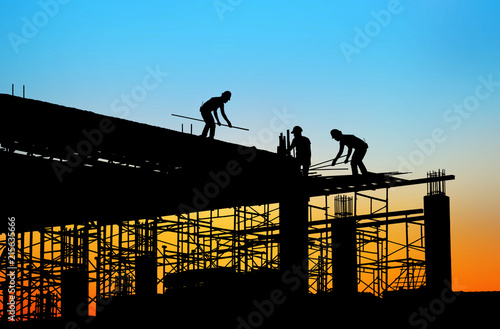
310, 155, 347, 168
171, 114, 249, 131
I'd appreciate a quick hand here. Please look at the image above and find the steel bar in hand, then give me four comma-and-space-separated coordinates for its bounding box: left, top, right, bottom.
310, 155, 346, 168
311, 161, 350, 170
171, 114, 249, 131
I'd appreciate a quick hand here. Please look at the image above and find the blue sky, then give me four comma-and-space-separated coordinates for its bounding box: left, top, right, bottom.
2, 1, 499, 167
2, 1, 500, 286
2, 0, 500, 174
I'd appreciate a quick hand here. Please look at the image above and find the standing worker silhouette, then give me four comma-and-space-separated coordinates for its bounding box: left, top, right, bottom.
200, 91, 232, 139
330, 129, 368, 176
288, 126, 311, 177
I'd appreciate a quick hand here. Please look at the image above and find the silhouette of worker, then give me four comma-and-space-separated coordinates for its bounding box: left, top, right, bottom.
200, 91, 232, 139
330, 129, 368, 176
288, 126, 311, 177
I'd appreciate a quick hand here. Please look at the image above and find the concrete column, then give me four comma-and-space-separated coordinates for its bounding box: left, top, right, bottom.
279, 183, 309, 296
61, 270, 88, 320
424, 193, 452, 293
331, 217, 357, 297
135, 256, 157, 297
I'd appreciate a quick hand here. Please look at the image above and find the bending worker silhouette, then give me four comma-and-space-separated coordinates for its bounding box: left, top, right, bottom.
330, 129, 368, 175
288, 126, 311, 177
200, 91, 232, 139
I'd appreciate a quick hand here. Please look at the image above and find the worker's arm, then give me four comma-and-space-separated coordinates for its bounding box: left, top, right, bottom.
213, 109, 221, 126
344, 146, 352, 163
331, 143, 344, 166
287, 139, 296, 155
220, 105, 232, 128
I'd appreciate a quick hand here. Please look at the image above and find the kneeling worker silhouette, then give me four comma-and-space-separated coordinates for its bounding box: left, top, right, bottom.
200, 91, 232, 139
330, 129, 368, 176
288, 126, 311, 177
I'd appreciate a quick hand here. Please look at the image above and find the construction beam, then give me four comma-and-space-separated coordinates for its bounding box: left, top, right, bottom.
309, 208, 423, 227
357, 215, 424, 228
310, 214, 425, 234
308, 174, 455, 197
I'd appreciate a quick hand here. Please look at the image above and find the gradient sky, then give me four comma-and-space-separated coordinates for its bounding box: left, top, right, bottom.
2, 1, 500, 291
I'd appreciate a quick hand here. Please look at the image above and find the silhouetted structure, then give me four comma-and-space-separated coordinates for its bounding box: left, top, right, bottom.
331, 196, 357, 297
200, 90, 232, 139
424, 170, 452, 294
287, 126, 311, 176
2, 94, 492, 329
331, 129, 368, 175
61, 270, 88, 321
279, 179, 309, 296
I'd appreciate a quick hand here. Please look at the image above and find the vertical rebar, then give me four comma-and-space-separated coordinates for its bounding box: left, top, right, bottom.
427, 170, 446, 195
334, 195, 353, 218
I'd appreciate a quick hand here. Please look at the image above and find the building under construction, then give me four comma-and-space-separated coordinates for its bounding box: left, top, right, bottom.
1, 94, 497, 328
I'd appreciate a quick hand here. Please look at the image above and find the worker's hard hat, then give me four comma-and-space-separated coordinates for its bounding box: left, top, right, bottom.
221, 91, 231, 100
330, 129, 341, 138
292, 126, 303, 134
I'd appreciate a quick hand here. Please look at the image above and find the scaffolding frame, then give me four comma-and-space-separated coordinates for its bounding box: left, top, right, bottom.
307, 188, 426, 297
1, 185, 431, 321
159, 205, 280, 291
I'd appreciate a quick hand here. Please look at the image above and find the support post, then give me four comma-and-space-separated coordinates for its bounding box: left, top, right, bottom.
279, 180, 309, 296
424, 170, 452, 294
135, 256, 157, 297
61, 270, 88, 321
331, 196, 357, 297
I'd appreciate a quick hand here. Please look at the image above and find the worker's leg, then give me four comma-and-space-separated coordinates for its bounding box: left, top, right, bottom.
358, 160, 368, 175
303, 161, 310, 177
208, 125, 216, 139
201, 124, 209, 138
350, 160, 359, 176
201, 111, 215, 138
352, 147, 368, 175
